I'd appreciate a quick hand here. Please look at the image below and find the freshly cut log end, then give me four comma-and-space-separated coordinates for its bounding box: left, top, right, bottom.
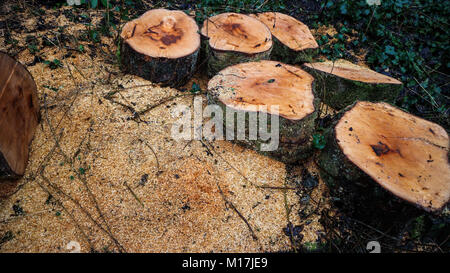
303, 59, 403, 110
207, 60, 318, 163
201, 13, 273, 76
120, 9, 200, 87
251, 12, 318, 64
0, 52, 40, 180
319, 101, 450, 212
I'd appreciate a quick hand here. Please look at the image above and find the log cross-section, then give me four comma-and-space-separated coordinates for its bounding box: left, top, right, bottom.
120, 9, 200, 87
201, 13, 273, 76
251, 12, 318, 63
0, 52, 40, 180
207, 60, 318, 163
319, 101, 450, 212
303, 59, 403, 110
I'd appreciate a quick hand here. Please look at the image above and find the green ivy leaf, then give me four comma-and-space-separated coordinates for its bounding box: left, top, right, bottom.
385, 45, 396, 56
100, 0, 110, 8
313, 134, 326, 150
190, 83, 201, 94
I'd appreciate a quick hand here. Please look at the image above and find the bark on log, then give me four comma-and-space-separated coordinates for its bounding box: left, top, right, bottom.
0, 52, 40, 180
317, 101, 450, 212
201, 13, 273, 77
207, 60, 318, 164
120, 9, 200, 87
251, 12, 318, 64
303, 60, 402, 110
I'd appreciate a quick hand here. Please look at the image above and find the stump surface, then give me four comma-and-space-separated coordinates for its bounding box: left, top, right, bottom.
304, 60, 402, 84
0, 52, 40, 179
303, 59, 402, 110
252, 12, 318, 52
201, 13, 273, 75
121, 9, 200, 59
334, 101, 450, 211
209, 61, 315, 120
201, 12, 272, 54
120, 9, 200, 87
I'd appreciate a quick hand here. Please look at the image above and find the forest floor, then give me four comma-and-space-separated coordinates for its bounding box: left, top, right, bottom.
0, 1, 448, 253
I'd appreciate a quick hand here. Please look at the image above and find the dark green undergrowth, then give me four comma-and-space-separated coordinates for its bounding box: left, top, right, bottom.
312, 0, 449, 129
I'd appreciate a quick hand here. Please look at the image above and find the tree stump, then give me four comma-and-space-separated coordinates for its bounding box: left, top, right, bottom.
251, 12, 318, 64
303, 59, 402, 110
318, 101, 450, 212
207, 60, 318, 163
120, 9, 200, 87
0, 52, 40, 180
201, 13, 273, 77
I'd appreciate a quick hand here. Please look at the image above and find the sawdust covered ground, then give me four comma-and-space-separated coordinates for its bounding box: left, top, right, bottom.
0, 5, 330, 252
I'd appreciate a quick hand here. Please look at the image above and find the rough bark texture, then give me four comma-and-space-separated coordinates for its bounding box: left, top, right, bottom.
207, 93, 319, 164
121, 41, 199, 87
317, 101, 450, 212
303, 61, 403, 110
0, 52, 40, 180
317, 106, 364, 181
206, 46, 272, 77
271, 36, 318, 64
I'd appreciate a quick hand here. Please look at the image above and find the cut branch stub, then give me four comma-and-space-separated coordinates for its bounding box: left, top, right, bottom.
303, 59, 402, 110
0, 52, 40, 180
201, 13, 273, 76
251, 12, 318, 64
318, 101, 450, 212
207, 60, 318, 163
120, 9, 200, 87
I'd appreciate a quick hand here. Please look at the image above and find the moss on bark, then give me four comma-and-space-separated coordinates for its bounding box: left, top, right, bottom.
271, 37, 318, 64
206, 92, 319, 164
206, 46, 272, 77
121, 41, 199, 87
303, 66, 403, 110
316, 103, 365, 180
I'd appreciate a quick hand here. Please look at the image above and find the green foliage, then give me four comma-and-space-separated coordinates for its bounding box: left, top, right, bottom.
43, 59, 63, 69
317, 0, 449, 126
411, 215, 425, 239
302, 241, 325, 252
43, 85, 61, 92
312, 133, 326, 150
190, 82, 201, 94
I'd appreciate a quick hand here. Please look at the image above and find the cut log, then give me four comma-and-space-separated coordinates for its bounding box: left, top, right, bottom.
318, 101, 450, 212
207, 60, 318, 163
303, 59, 402, 110
0, 52, 40, 180
120, 9, 200, 87
251, 12, 318, 64
201, 13, 273, 76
